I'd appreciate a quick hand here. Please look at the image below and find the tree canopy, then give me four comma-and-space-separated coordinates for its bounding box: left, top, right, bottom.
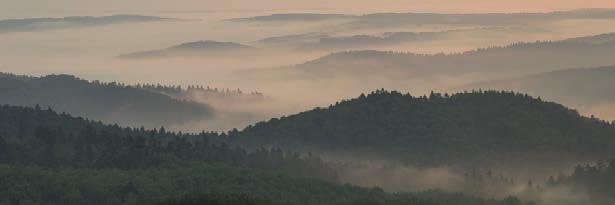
234, 90, 615, 166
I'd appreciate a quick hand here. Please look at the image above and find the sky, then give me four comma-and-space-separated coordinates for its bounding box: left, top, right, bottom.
2, 0, 615, 18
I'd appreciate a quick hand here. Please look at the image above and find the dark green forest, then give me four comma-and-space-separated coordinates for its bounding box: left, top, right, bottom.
2, 88, 615, 205
0, 103, 530, 205
234, 90, 615, 166
146, 193, 290, 205
545, 160, 615, 205
0, 104, 335, 175
0, 164, 530, 205
148, 191, 528, 205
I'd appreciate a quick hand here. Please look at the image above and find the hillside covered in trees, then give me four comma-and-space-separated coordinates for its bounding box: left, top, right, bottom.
232, 90, 615, 167
0, 104, 334, 176
0, 73, 214, 128
0, 103, 531, 205
545, 160, 615, 205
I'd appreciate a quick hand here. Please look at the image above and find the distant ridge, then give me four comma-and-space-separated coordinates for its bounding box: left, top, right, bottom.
228, 13, 353, 22
118, 40, 255, 59
0, 15, 173, 33
294, 33, 615, 78
0, 73, 213, 127
466, 65, 615, 109
230, 9, 615, 27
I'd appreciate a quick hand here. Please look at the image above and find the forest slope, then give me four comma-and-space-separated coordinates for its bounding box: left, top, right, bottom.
0, 73, 213, 127
233, 90, 615, 166
0, 104, 529, 205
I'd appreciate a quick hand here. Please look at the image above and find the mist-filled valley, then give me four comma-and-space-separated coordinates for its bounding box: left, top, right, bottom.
2, 2, 615, 205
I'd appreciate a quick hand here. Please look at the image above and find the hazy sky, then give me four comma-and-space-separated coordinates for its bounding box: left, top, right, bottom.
3, 0, 615, 18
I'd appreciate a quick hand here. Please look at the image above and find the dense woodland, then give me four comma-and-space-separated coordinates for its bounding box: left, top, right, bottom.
146, 193, 289, 205
0, 103, 533, 205
0, 104, 335, 176
147, 191, 529, 205
546, 160, 615, 204
0, 164, 531, 205
234, 90, 615, 166
0, 89, 614, 204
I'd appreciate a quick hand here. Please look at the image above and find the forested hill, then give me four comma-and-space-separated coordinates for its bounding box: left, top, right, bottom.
0, 104, 335, 177
0, 103, 530, 205
233, 90, 615, 166
547, 160, 615, 204
0, 73, 213, 127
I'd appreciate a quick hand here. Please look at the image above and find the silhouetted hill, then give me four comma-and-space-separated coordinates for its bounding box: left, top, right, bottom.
259, 31, 448, 51
349, 9, 615, 28
294, 33, 615, 80
228, 13, 353, 22
0, 15, 172, 33
233, 90, 615, 166
232, 9, 615, 29
567, 32, 615, 44
0, 73, 213, 127
118, 40, 255, 59
258, 32, 328, 46
466, 66, 615, 109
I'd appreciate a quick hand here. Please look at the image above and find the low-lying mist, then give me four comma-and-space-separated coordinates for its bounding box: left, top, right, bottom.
3, 10, 615, 131
329, 157, 603, 205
